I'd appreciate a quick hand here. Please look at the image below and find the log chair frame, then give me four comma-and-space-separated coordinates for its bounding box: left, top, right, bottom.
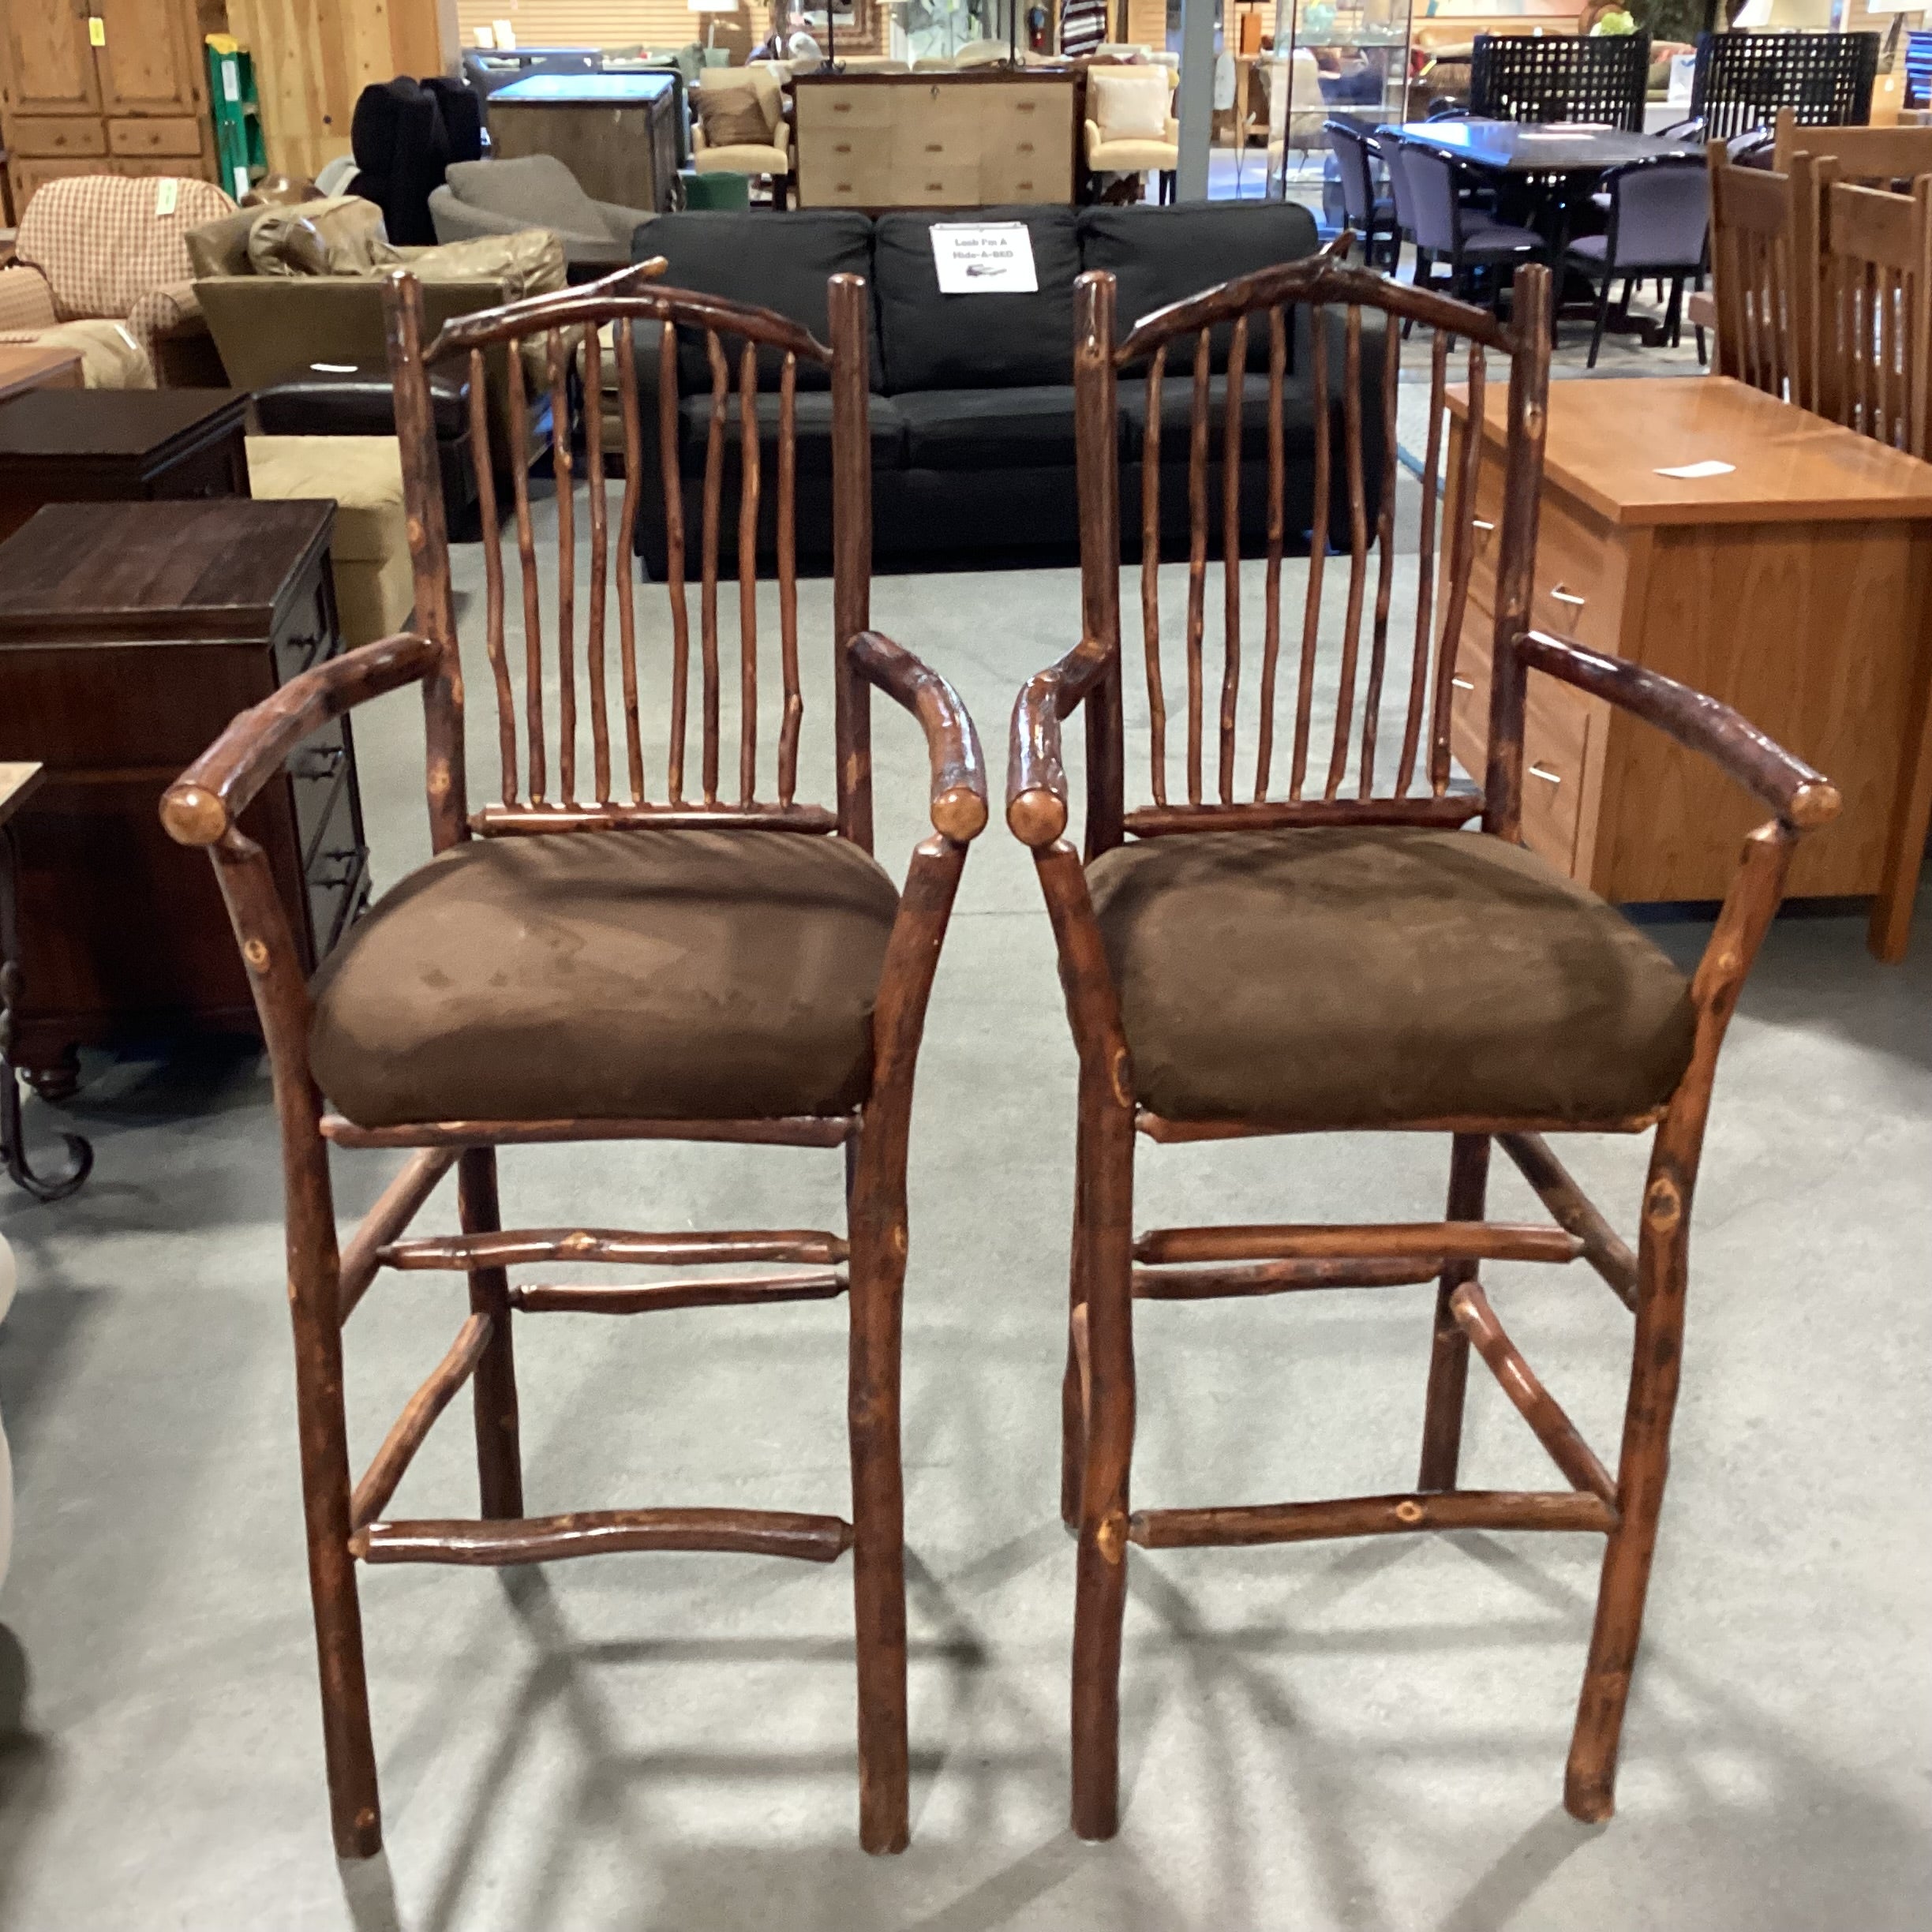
1007, 253, 1841, 1840
161, 260, 987, 1859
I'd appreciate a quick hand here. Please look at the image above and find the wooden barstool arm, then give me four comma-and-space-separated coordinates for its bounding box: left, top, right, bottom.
846, 629, 989, 842
1007, 636, 1112, 848
159, 631, 443, 848
1518, 631, 1841, 833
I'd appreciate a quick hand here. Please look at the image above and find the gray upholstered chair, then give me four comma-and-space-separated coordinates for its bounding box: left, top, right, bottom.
429, 155, 649, 268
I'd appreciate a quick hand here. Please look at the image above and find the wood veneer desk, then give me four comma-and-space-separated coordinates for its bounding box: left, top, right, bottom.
1445, 375, 1932, 960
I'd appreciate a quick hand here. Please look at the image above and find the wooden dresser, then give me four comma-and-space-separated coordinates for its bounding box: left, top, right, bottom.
0, 0, 220, 214
792, 69, 1080, 210
0, 500, 369, 1095
1444, 376, 1932, 960
485, 72, 682, 215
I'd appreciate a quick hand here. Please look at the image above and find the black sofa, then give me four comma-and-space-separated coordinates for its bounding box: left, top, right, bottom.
624, 203, 1389, 576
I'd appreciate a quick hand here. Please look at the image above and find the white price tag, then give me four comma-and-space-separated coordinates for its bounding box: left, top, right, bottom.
223, 64, 240, 102
1653, 459, 1735, 479
155, 178, 179, 218
930, 223, 1038, 294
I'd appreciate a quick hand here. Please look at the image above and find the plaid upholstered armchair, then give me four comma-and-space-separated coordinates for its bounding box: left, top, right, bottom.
0, 174, 236, 388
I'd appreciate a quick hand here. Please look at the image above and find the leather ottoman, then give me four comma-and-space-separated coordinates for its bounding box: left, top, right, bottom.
245, 435, 414, 646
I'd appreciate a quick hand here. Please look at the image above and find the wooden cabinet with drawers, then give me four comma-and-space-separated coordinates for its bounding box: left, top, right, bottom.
0, 500, 370, 1093
793, 70, 1080, 209
1443, 376, 1932, 959
0, 0, 218, 215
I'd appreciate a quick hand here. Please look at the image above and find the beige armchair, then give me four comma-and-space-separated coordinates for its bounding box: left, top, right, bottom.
0, 173, 235, 387
1085, 66, 1181, 202
691, 66, 793, 208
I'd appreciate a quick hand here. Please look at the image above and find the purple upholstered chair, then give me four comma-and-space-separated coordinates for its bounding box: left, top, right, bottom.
1566, 154, 1709, 367
1398, 139, 1545, 316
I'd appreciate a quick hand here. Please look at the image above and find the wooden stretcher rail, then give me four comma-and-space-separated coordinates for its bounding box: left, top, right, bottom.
352, 1507, 855, 1565
350, 1313, 492, 1531
320, 1115, 855, 1150
1451, 1282, 1618, 1506
377, 1227, 848, 1271
338, 1146, 459, 1323
1499, 1131, 1638, 1310
1129, 1489, 1618, 1548
1133, 1222, 1584, 1267
509, 1270, 848, 1314
1132, 1257, 1441, 1299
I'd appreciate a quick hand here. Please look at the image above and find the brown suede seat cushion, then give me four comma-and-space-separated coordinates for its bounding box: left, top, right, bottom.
1084, 826, 1697, 1129
309, 828, 898, 1128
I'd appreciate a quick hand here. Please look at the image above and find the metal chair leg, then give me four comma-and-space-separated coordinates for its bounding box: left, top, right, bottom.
1587, 272, 1613, 369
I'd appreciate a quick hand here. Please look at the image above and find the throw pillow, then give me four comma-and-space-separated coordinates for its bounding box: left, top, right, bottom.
698, 88, 773, 149
1094, 70, 1171, 141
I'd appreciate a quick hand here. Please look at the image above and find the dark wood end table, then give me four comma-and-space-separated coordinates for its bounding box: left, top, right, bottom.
0, 387, 252, 546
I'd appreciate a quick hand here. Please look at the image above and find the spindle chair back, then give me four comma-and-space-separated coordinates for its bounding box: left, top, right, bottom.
1803, 159, 1932, 457
1007, 251, 1840, 1842
160, 260, 987, 1862
1029, 250, 1548, 855
1707, 140, 1804, 402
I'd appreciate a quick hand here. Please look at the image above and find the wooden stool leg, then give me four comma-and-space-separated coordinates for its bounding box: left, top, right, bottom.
1071, 1080, 1136, 1842
1418, 1132, 1489, 1492
1061, 1110, 1093, 1529
290, 1129, 382, 1859
1565, 1153, 1693, 1822
458, 1147, 523, 1520
846, 1115, 911, 1855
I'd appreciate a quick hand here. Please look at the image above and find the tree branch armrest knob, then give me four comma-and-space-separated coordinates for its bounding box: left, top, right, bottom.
159, 782, 229, 848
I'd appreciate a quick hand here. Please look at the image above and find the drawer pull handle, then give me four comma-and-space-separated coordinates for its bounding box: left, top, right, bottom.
1549, 584, 1586, 608
1529, 762, 1563, 785
834, 141, 852, 152
833, 102, 852, 112
925, 142, 942, 152
1472, 517, 1495, 533
1451, 675, 1474, 692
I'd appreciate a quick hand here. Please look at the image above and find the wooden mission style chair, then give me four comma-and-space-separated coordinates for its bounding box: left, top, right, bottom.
1006, 254, 1840, 1840
160, 260, 987, 1859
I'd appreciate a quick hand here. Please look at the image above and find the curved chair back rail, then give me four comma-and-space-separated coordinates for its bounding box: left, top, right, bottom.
1038, 248, 1544, 850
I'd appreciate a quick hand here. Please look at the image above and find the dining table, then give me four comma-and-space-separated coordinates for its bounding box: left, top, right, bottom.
1382, 118, 1708, 325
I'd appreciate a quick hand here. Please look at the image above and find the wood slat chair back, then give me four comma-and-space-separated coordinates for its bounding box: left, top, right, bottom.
1063, 252, 1551, 856
1706, 140, 1802, 402
1803, 159, 1932, 457
1770, 104, 1932, 183
384, 258, 882, 852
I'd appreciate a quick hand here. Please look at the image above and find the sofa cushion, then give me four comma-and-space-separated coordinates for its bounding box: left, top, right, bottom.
676, 387, 907, 475
873, 207, 1080, 392
894, 386, 1076, 470
1119, 369, 1319, 466
443, 154, 604, 231
245, 434, 406, 564
308, 828, 900, 1126
1076, 201, 1321, 369
637, 209, 876, 392
1086, 826, 1696, 1129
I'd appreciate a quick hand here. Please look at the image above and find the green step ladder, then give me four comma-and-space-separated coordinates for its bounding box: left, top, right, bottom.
205, 35, 267, 203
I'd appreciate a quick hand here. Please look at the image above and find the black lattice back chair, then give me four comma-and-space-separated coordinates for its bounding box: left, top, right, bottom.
1691, 29, 1878, 143
1470, 32, 1650, 132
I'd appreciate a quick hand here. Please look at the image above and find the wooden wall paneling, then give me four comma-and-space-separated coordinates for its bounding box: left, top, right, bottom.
223, 0, 425, 177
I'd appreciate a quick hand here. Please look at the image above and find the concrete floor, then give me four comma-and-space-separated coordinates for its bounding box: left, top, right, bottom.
0, 375, 1927, 1929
